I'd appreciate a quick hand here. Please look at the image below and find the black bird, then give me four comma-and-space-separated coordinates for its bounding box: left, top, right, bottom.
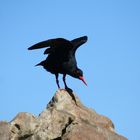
28, 36, 88, 90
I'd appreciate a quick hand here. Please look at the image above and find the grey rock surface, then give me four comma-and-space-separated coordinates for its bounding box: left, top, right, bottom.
0, 90, 127, 140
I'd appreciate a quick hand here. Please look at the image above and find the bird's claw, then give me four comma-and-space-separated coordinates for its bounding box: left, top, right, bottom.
65, 87, 73, 93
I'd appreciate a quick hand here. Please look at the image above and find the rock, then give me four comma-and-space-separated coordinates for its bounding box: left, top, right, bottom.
0, 90, 127, 140
10, 112, 37, 140
0, 121, 11, 140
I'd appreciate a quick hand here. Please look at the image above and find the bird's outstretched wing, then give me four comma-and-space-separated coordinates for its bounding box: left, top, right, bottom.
28, 38, 73, 55
28, 36, 88, 55
28, 39, 52, 50
71, 36, 88, 54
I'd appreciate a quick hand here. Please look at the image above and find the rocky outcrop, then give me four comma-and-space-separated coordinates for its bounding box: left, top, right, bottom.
0, 90, 127, 140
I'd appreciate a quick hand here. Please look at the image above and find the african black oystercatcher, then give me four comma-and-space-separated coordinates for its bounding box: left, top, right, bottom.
28, 36, 88, 91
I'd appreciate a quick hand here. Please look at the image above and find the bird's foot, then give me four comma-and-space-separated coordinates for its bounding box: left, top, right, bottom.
65, 86, 77, 105
57, 87, 73, 93
65, 87, 73, 93
58, 88, 66, 91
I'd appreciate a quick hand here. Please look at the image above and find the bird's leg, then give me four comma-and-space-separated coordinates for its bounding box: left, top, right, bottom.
55, 74, 60, 89
63, 74, 77, 104
63, 74, 68, 89
63, 74, 73, 93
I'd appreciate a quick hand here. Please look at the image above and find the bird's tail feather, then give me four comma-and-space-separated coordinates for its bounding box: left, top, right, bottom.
35, 60, 45, 66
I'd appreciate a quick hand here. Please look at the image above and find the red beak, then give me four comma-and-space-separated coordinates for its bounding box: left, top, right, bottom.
79, 76, 87, 86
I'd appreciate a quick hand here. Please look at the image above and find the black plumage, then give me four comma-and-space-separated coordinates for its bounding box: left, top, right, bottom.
28, 36, 88, 90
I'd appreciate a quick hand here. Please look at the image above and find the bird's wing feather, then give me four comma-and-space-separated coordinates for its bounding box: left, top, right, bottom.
28, 39, 52, 50
71, 36, 88, 54
28, 38, 73, 55
43, 38, 73, 54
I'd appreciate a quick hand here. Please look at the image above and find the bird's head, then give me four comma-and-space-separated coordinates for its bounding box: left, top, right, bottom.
72, 69, 87, 86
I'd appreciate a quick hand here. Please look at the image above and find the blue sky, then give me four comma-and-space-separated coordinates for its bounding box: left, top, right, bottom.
0, 0, 140, 139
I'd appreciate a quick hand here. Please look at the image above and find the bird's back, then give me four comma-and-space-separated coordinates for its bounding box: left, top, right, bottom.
43, 44, 73, 74
28, 36, 88, 74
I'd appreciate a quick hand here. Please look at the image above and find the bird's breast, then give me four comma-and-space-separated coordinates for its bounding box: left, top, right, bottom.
43, 55, 64, 74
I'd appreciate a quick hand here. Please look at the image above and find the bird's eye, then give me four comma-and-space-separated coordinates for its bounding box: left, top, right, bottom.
76, 70, 80, 74
74, 70, 78, 74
